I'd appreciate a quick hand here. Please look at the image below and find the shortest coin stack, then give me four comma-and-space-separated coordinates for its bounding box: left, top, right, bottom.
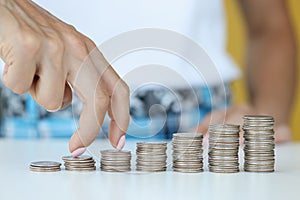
100, 150, 132, 172
243, 115, 275, 173
136, 142, 167, 172
30, 161, 61, 172
208, 124, 240, 173
62, 155, 96, 171
172, 133, 204, 173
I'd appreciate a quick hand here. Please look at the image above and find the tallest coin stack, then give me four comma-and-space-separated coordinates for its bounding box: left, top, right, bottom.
243, 115, 275, 172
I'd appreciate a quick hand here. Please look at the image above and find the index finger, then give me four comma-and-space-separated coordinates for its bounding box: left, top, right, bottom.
68, 55, 109, 154
86, 41, 130, 148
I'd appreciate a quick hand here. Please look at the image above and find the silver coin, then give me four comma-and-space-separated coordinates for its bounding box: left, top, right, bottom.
65, 166, 96, 171
30, 166, 61, 172
101, 168, 131, 172
209, 168, 239, 174
173, 163, 203, 168
243, 115, 274, 120
137, 142, 167, 147
62, 155, 96, 172
63, 160, 96, 165
173, 168, 203, 173
101, 165, 131, 169
136, 142, 167, 172
101, 149, 131, 154
64, 163, 96, 168
208, 123, 240, 173
101, 149, 132, 172
172, 132, 204, 173
242, 115, 275, 172
30, 161, 61, 168
62, 155, 93, 161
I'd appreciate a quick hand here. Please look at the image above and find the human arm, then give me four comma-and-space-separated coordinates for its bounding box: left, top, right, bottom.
196, 0, 297, 142
0, 0, 129, 154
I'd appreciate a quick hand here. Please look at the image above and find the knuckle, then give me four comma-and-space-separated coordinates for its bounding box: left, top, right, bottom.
117, 82, 130, 98
65, 24, 78, 32
45, 34, 64, 54
62, 26, 90, 60
16, 31, 41, 55
82, 35, 96, 48
64, 26, 84, 46
66, 34, 89, 59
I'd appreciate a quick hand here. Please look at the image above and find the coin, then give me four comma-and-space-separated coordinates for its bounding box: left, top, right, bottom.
29, 161, 61, 172
172, 133, 203, 173
243, 115, 275, 173
101, 150, 131, 172
136, 142, 167, 172
208, 124, 240, 173
65, 166, 96, 171
62, 155, 96, 171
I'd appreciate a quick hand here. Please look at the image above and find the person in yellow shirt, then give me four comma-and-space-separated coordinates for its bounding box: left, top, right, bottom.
196, 0, 297, 143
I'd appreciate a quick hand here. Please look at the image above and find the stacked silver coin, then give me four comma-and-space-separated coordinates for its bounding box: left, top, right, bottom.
172, 133, 204, 173
100, 150, 132, 172
30, 161, 61, 172
208, 124, 240, 173
62, 155, 96, 171
136, 142, 167, 172
243, 115, 275, 172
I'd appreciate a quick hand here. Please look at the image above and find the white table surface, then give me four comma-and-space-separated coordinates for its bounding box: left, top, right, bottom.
0, 139, 299, 200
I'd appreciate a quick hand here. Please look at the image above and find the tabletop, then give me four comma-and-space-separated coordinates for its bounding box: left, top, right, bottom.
0, 139, 299, 200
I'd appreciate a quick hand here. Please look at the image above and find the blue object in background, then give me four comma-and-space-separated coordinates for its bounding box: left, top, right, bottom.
1, 84, 231, 139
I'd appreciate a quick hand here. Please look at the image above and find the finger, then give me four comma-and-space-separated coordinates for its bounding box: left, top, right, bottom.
85, 42, 130, 149
2, 59, 36, 94
107, 69, 130, 148
29, 63, 65, 111
61, 82, 72, 110
68, 57, 109, 153
0, 8, 38, 94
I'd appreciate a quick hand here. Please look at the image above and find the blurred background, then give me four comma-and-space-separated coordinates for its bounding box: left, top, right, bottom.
227, 0, 300, 141
0, 0, 299, 141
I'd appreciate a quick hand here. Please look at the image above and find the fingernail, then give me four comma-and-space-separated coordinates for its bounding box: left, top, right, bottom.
71, 147, 86, 157
116, 135, 126, 150
47, 105, 62, 113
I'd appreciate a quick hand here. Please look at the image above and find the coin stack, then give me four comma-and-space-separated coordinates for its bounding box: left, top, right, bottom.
30, 161, 61, 172
172, 133, 204, 173
62, 155, 96, 171
136, 142, 167, 172
208, 124, 240, 173
100, 150, 132, 172
243, 115, 275, 172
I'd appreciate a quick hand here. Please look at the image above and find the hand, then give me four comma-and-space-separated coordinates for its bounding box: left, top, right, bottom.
195, 104, 292, 143
0, 0, 130, 155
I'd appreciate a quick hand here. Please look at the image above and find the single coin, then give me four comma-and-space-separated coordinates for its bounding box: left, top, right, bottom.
30, 161, 61, 168
62, 155, 93, 161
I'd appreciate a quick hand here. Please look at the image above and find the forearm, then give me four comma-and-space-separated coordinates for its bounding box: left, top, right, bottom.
240, 0, 297, 125
247, 28, 297, 125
